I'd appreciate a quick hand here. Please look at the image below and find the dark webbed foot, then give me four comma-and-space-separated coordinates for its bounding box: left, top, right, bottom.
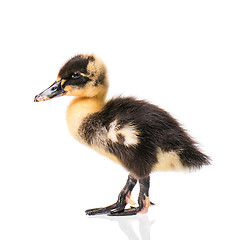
109, 176, 153, 216
86, 175, 154, 216
85, 175, 137, 216
110, 199, 156, 216
85, 203, 119, 216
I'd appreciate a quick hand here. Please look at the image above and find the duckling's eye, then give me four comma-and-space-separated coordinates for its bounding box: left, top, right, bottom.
71, 72, 81, 79
51, 86, 57, 91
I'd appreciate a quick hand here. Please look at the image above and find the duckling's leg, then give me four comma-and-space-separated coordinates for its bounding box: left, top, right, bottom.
85, 174, 137, 216
108, 176, 153, 216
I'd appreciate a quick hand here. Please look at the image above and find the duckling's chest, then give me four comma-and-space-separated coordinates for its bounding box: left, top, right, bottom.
66, 107, 121, 164
66, 103, 85, 142
66, 97, 103, 142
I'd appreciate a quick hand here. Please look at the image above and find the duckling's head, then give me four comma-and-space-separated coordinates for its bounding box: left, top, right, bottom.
34, 54, 108, 102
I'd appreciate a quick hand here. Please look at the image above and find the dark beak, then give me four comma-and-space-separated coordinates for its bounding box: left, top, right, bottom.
34, 80, 66, 102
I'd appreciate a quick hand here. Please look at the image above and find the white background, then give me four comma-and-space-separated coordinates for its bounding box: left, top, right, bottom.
0, 0, 237, 239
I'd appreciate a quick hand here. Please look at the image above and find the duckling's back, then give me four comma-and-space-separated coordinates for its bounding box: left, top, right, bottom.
80, 97, 210, 179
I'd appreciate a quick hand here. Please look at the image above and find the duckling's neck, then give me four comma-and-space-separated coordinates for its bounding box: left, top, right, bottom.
66, 96, 105, 141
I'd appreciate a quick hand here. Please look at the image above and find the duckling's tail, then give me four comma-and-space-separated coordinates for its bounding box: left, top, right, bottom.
179, 145, 211, 170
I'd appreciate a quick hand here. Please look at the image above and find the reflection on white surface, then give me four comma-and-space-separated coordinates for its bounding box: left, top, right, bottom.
89, 214, 155, 240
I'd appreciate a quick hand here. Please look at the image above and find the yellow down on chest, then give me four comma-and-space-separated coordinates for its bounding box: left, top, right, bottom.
66, 97, 104, 141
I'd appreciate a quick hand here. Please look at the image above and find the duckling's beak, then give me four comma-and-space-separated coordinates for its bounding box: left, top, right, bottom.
34, 80, 66, 102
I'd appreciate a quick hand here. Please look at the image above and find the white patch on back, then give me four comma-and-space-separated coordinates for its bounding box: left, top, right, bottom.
107, 120, 140, 147
118, 124, 139, 146
107, 120, 118, 142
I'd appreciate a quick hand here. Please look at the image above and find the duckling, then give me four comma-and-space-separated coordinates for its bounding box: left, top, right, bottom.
34, 54, 210, 216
